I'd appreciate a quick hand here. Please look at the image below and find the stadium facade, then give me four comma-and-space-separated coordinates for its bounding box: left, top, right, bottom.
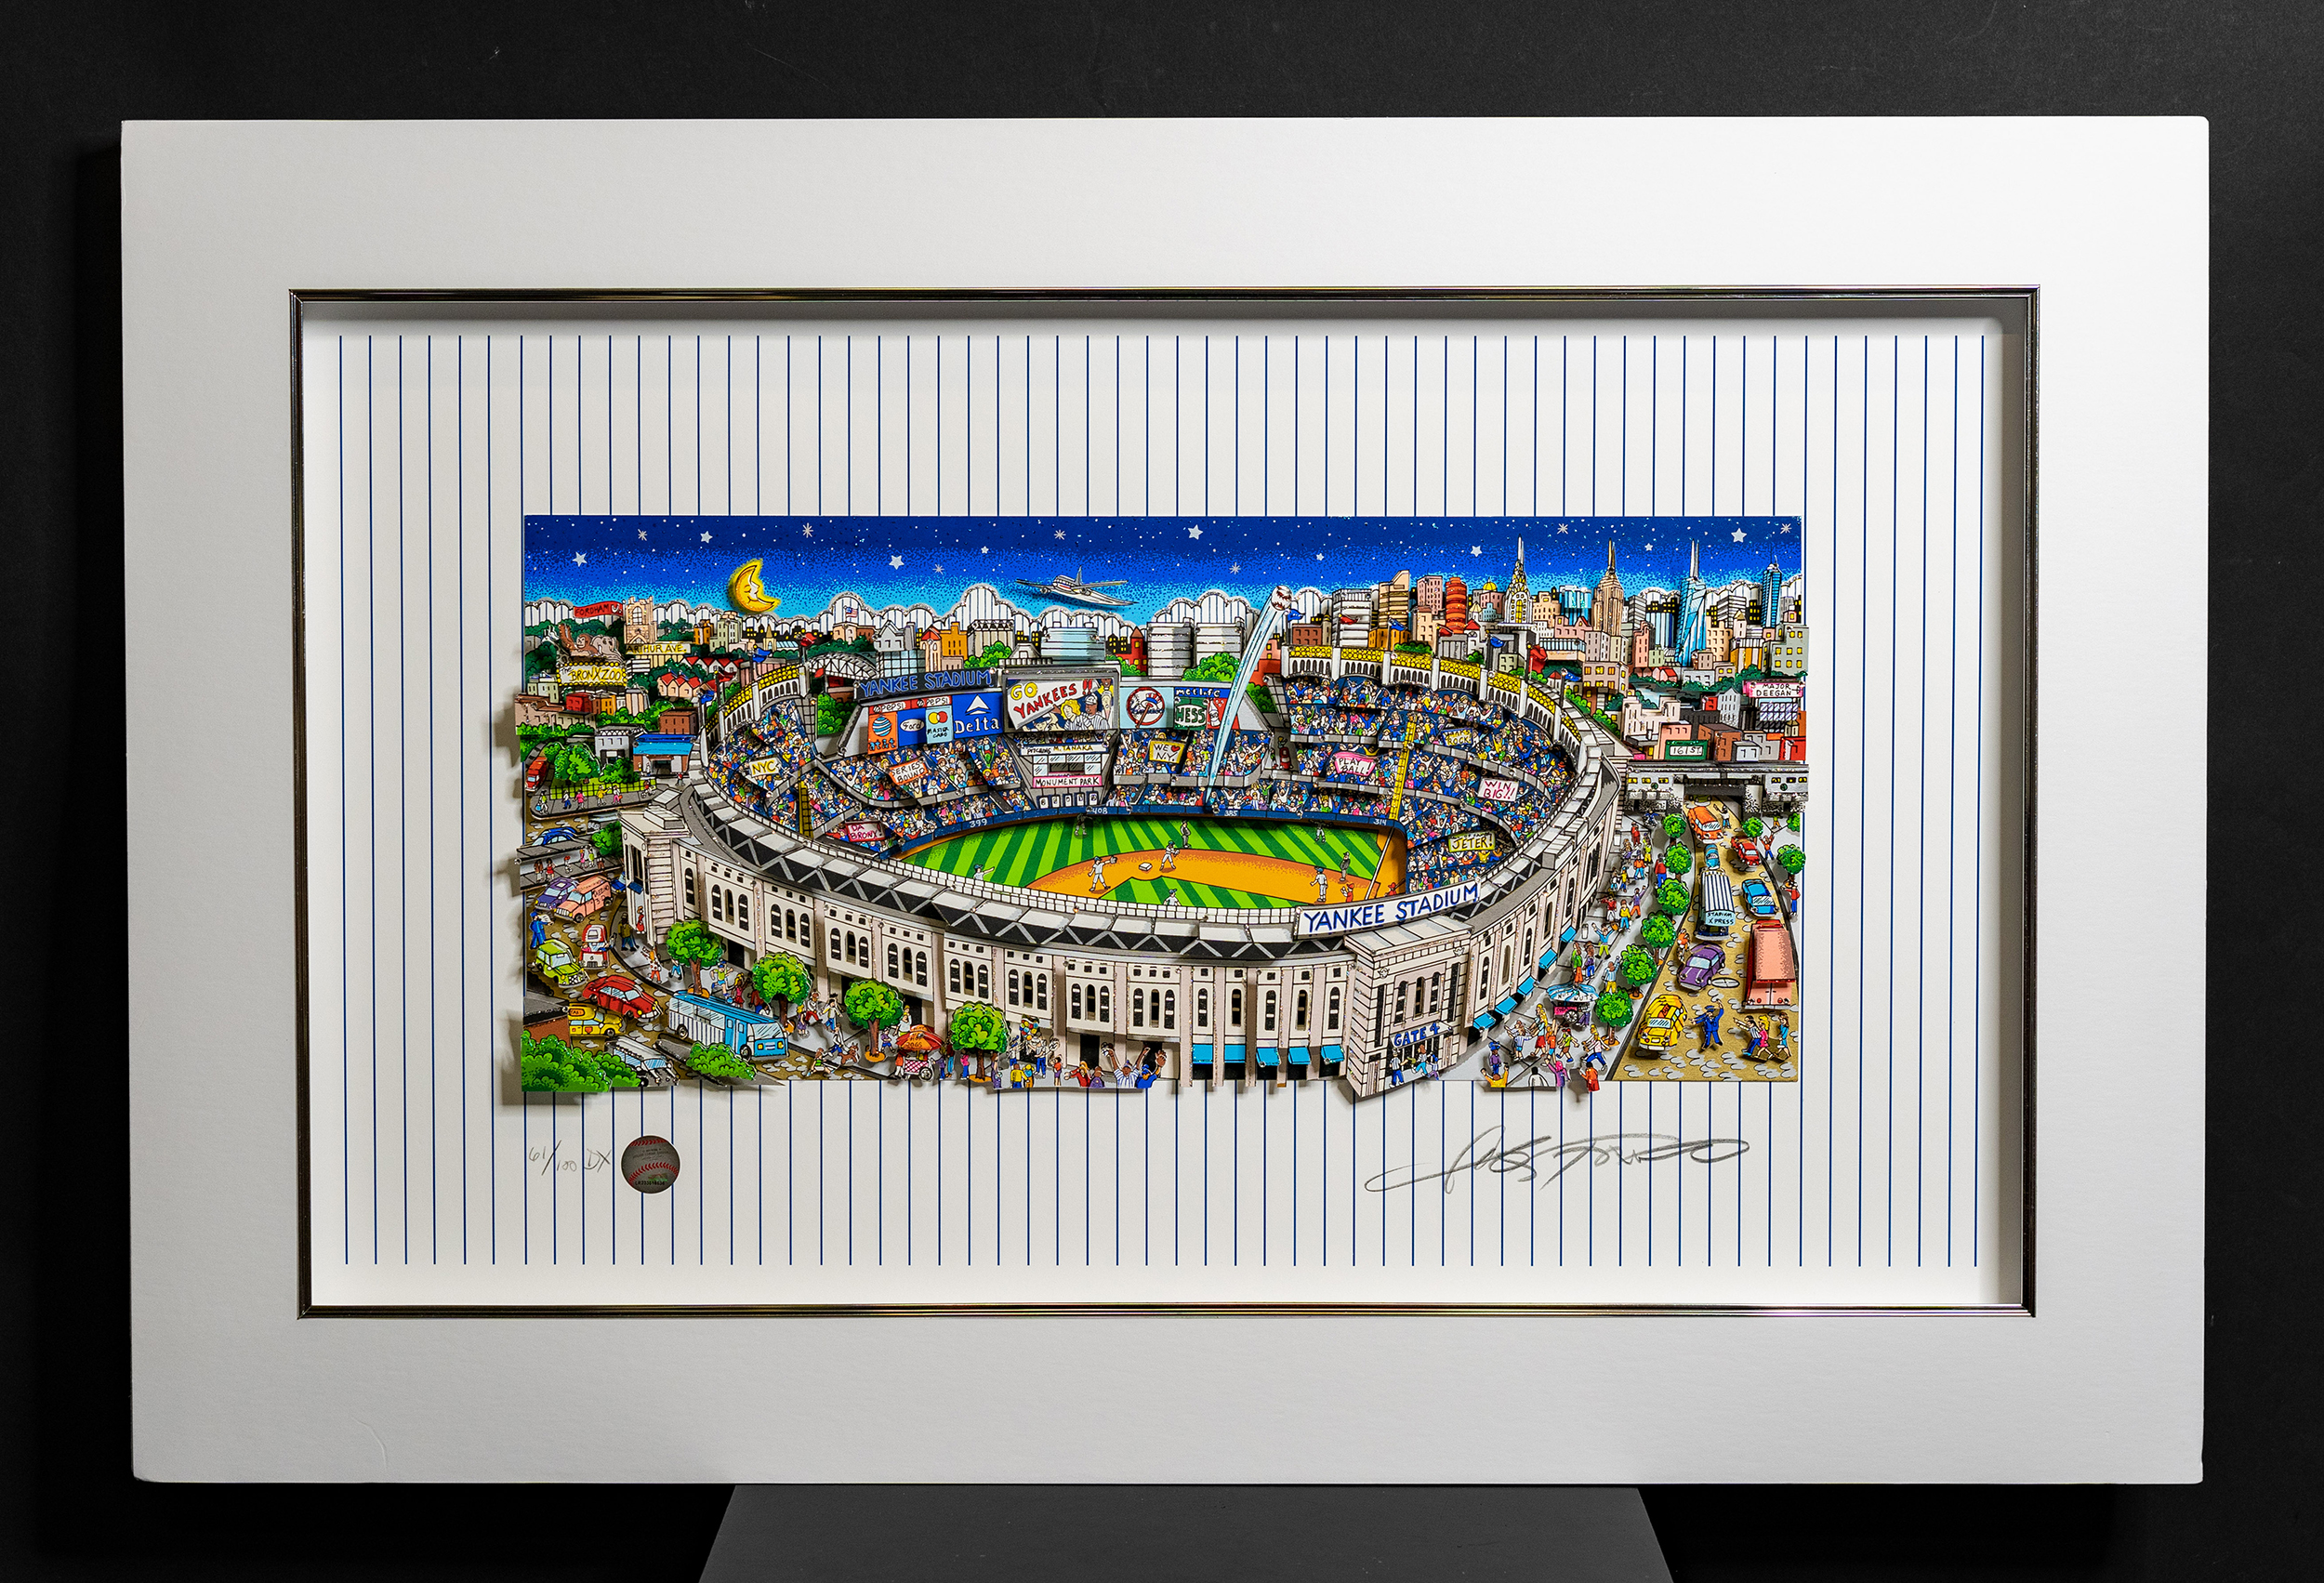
618, 644, 1631, 1100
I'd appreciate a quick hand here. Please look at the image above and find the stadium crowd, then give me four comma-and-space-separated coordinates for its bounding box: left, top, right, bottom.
697, 670, 1578, 885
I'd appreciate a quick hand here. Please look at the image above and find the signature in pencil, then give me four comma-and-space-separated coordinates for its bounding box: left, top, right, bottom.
1364, 1128, 1749, 1196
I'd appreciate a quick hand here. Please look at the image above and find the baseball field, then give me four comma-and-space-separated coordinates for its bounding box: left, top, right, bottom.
900, 815, 1405, 909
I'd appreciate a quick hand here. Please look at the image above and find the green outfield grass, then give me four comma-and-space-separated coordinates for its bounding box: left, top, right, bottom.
901, 815, 1393, 910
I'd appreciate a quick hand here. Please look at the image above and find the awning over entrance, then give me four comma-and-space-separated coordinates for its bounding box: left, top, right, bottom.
1517, 976, 1536, 996
1494, 996, 1519, 1015
1472, 1011, 1497, 1030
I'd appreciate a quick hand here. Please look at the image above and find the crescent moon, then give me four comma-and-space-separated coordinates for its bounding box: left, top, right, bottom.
727, 559, 780, 614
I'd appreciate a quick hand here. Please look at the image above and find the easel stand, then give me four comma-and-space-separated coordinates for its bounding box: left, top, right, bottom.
702, 1485, 1670, 1582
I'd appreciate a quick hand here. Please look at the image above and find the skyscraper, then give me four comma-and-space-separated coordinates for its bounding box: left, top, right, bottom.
1590, 541, 1627, 635
1675, 541, 1710, 661
1442, 576, 1471, 632
1415, 574, 1446, 615
1761, 559, 1783, 627
1505, 538, 1529, 620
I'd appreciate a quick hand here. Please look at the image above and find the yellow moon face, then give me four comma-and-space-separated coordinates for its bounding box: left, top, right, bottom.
727, 559, 780, 613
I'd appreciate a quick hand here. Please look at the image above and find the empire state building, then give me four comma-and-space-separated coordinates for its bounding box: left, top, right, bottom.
1590, 540, 1626, 635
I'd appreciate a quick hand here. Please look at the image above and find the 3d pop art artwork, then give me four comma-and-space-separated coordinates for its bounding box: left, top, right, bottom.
517, 513, 1806, 1105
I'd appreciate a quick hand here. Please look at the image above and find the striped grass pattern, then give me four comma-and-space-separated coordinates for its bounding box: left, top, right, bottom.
902, 816, 1390, 910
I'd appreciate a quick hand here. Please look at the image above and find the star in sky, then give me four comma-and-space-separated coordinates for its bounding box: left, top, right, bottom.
1778, 523, 1795, 534
1187, 526, 1203, 539
1730, 528, 1746, 542
1315, 552, 1325, 561
802, 525, 813, 536
889, 554, 904, 569
980, 546, 990, 554
1054, 529, 1065, 540
1556, 523, 1569, 533
637, 529, 646, 539
1230, 562, 1240, 574
573, 552, 588, 565
701, 531, 713, 543
932, 563, 944, 573
1470, 545, 1482, 556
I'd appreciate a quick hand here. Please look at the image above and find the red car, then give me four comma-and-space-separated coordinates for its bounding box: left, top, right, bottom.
1731, 837, 1763, 871
582, 974, 655, 1019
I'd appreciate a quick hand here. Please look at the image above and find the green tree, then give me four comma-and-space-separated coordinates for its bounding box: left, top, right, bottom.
1776, 845, 1806, 875
546, 738, 599, 786
751, 951, 812, 1009
1785, 811, 1802, 831
1594, 989, 1634, 1029
520, 1036, 594, 1092
973, 640, 1014, 666
664, 919, 724, 988
1656, 877, 1691, 916
1661, 811, 1685, 839
1742, 815, 1765, 839
813, 692, 850, 737
1183, 652, 1239, 682
948, 1001, 1006, 1075
520, 1034, 637, 1092
1661, 843, 1692, 876
1618, 946, 1657, 988
683, 1042, 757, 1084
588, 825, 621, 862
1640, 915, 1677, 954
843, 978, 907, 1053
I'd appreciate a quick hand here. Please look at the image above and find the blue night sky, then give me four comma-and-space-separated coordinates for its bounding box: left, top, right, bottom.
523, 515, 1800, 618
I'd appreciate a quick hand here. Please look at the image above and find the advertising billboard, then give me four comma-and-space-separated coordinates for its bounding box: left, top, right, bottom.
923, 700, 954, 745
556, 663, 628, 687
1116, 680, 1232, 732
949, 691, 1003, 737
1008, 673, 1116, 732
1661, 740, 1711, 761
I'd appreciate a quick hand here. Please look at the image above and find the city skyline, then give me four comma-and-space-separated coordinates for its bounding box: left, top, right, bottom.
523, 514, 1801, 618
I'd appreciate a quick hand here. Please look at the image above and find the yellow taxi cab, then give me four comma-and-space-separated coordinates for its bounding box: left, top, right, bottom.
1637, 992, 1685, 1049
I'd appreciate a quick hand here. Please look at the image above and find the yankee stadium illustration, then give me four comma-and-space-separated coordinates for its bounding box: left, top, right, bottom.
516, 515, 1808, 1099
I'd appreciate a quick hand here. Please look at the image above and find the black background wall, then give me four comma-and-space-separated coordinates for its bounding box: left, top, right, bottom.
3, 3, 2307, 1578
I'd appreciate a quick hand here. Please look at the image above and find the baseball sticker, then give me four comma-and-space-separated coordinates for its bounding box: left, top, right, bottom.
621, 1135, 682, 1194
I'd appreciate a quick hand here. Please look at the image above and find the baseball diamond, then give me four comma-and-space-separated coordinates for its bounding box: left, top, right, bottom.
901, 816, 1403, 910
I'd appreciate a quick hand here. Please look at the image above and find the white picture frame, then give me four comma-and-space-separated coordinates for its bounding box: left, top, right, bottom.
126, 117, 2204, 1482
